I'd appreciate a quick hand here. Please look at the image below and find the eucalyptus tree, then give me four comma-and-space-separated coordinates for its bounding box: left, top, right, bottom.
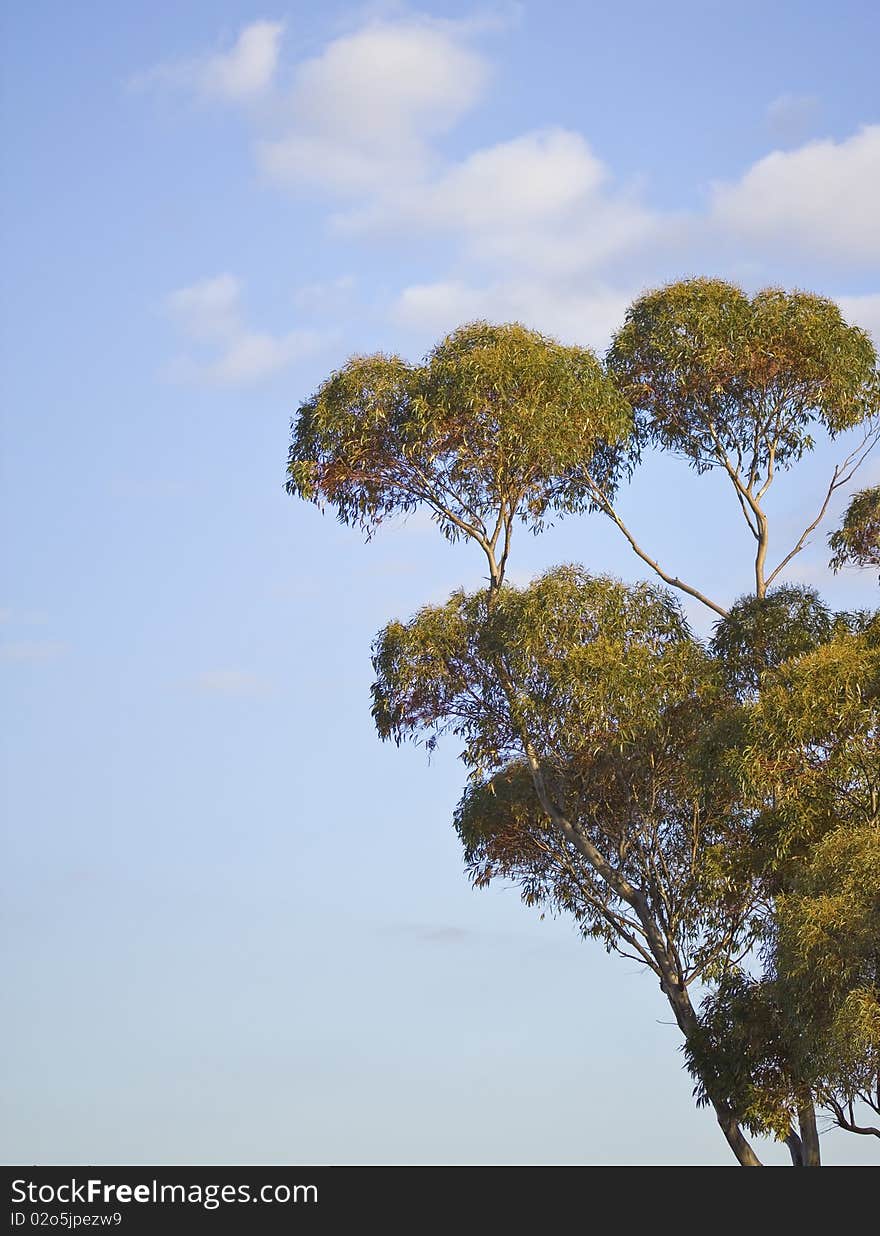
286, 306, 877, 1166
603, 279, 879, 613
829, 485, 880, 578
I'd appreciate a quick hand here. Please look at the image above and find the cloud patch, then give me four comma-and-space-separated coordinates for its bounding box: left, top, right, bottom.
256, 18, 489, 192
711, 126, 880, 264
134, 20, 284, 102
165, 274, 327, 386
338, 129, 655, 279
394, 278, 632, 351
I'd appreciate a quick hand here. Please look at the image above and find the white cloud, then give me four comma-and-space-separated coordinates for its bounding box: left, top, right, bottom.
167, 273, 242, 342
195, 330, 320, 386
394, 280, 492, 330
165, 274, 327, 386
258, 132, 397, 194
143, 20, 644, 362
339, 129, 654, 275
416, 130, 607, 230
201, 20, 284, 100
386, 123, 879, 344
342, 128, 606, 235
394, 279, 631, 350
134, 20, 284, 102
242, 20, 657, 344
290, 21, 486, 145
256, 19, 489, 191
711, 126, 880, 263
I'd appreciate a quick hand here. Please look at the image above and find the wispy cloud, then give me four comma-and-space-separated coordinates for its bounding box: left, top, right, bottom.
132, 20, 285, 102
167, 273, 242, 342
257, 16, 880, 347
394, 278, 633, 352
165, 273, 328, 386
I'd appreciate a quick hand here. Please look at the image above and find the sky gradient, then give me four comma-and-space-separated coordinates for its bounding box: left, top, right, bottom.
2, 1, 879, 1165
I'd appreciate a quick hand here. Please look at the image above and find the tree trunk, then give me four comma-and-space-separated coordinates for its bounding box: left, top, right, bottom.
797, 1091, 821, 1166
755, 511, 769, 598
650, 943, 763, 1166
785, 1129, 805, 1165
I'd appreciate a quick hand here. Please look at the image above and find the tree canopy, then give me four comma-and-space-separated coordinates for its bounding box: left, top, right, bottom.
602, 278, 880, 603
288, 322, 630, 586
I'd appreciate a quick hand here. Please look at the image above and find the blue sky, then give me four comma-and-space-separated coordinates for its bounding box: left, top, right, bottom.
2, 1, 878, 1166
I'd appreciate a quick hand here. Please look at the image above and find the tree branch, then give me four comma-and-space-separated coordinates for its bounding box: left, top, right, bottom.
765, 424, 880, 587
598, 499, 729, 617
825, 1096, 880, 1139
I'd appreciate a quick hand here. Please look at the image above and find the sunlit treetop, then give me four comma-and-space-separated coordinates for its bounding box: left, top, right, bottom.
607, 278, 878, 468
605, 278, 880, 599
829, 484, 880, 576
287, 322, 632, 585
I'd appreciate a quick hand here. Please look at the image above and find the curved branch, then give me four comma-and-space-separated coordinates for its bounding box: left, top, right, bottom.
825, 1096, 880, 1139
598, 500, 729, 617
766, 424, 880, 587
